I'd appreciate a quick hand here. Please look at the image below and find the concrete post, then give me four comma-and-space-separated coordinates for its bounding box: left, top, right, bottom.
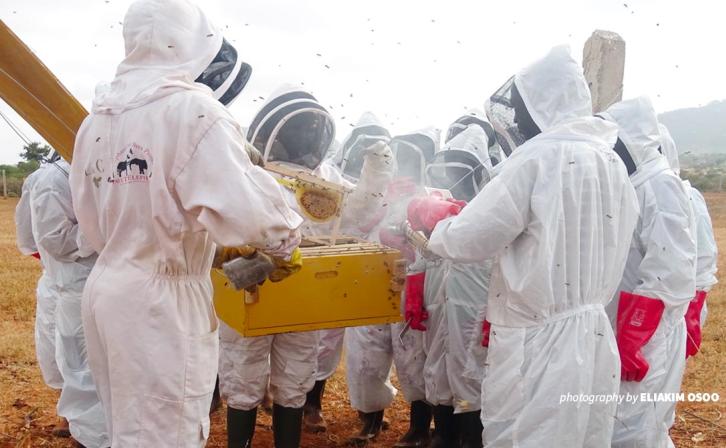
583, 30, 626, 113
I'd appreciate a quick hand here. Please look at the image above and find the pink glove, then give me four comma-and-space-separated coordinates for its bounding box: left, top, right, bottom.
379, 228, 416, 263
407, 195, 466, 234
616, 291, 665, 382
404, 272, 428, 331
481, 320, 492, 347
685, 290, 707, 358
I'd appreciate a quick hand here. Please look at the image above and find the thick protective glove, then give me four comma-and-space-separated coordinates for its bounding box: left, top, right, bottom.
268, 247, 303, 282
379, 228, 416, 263
685, 290, 708, 358
407, 195, 466, 234
404, 272, 428, 331
616, 291, 665, 382
481, 320, 492, 347
212, 245, 257, 269
214, 245, 302, 283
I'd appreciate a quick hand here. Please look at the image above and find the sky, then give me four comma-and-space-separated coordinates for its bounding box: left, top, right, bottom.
1, 0, 724, 164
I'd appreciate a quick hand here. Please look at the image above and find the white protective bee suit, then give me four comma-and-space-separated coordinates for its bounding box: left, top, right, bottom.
17, 159, 109, 447
219, 89, 395, 411
427, 46, 639, 447
343, 119, 432, 414
345, 126, 443, 415
692, 189, 718, 327
600, 97, 697, 448
421, 125, 494, 415
69, 1, 302, 446
15, 167, 63, 390
659, 124, 718, 326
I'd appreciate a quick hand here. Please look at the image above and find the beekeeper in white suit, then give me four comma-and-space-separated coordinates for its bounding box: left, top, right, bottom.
599, 97, 697, 448
418, 123, 495, 448
69, 1, 303, 446
15, 163, 68, 437
407, 46, 639, 447
658, 123, 717, 355
340, 118, 437, 446
16, 154, 109, 447
220, 87, 395, 447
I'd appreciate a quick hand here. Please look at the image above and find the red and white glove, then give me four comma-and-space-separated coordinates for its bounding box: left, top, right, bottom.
616, 291, 665, 382
404, 272, 428, 331
481, 320, 492, 347
685, 290, 708, 358
406, 195, 466, 234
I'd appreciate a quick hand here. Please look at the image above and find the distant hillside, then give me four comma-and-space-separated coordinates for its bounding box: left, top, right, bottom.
659, 100, 726, 154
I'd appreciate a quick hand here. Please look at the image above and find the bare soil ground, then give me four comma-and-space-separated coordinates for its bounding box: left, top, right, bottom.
1, 195, 724, 447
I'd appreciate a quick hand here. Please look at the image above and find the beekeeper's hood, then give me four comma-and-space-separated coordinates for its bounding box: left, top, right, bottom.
246, 84, 335, 171
486, 45, 592, 151
426, 124, 493, 202
391, 127, 440, 185
334, 112, 391, 180
94, 0, 251, 113
445, 109, 506, 166
658, 123, 680, 176
600, 96, 663, 176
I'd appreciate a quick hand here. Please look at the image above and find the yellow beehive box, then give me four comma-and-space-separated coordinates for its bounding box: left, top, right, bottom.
213, 240, 405, 337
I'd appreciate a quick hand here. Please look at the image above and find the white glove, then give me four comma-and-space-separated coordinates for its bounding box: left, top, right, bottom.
362, 141, 394, 172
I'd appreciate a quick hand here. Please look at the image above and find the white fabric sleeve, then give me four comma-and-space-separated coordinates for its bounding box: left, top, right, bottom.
632, 184, 697, 307
175, 119, 304, 253
32, 179, 88, 261
428, 171, 528, 263
15, 177, 37, 255
692, 190, 718, 291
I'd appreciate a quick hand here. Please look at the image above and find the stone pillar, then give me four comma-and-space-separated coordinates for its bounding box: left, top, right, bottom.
583, 30, 626, 113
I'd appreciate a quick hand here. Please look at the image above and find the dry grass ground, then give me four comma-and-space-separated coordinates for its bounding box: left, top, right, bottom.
0, 194, 724, 447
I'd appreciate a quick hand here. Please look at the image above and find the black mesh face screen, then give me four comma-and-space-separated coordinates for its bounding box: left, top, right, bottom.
268, 112, 334, 170
195, 39, 237, 91
246, 91, 318, 145
218, 63, 252, 105
427, 151, 485, 201
195, 39, 251, 105
394, 145, 423, 184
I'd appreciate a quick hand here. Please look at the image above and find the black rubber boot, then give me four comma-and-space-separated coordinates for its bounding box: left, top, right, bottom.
348, 410, 385, 445
429, 405, 456, 448
273, 403, 303, 448
302, 379, 327, 432
455, 411, 483, 448
227, 406, 257, 448
394, 400, 432, 447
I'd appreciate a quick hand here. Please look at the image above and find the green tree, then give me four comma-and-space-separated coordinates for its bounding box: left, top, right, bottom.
19, 141, 51, 163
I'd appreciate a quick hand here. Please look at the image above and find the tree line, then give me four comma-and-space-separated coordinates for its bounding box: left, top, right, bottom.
1, 142, 52, 197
